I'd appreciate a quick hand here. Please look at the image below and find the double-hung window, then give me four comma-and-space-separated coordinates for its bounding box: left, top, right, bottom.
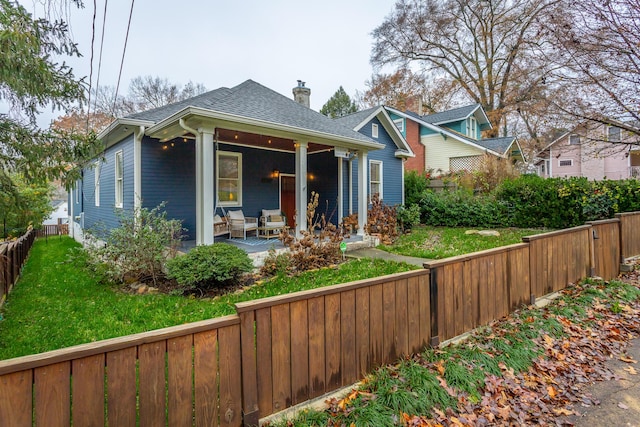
467, 117, 477, 138
218, 151, 242, 206
115, 151, 123, 208
372, 123, 379, 138
369, 160, 383, 201
608, 126, 621, 142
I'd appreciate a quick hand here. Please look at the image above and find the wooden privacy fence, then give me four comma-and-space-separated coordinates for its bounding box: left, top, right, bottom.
617, 212, 640, 261
0, 211, 639, 426
36, 223, 69, 238
0, 230, 36, 307
0, 316, 243, 427
235, 270, 431, 424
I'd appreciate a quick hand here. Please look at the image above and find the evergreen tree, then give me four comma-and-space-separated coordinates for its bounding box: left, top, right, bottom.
0, 0, 99, 188
320, 86, 358, 118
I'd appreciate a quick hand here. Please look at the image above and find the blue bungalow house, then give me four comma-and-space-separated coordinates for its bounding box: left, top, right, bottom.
69, 80, 413, 245
384, 104, 523, 175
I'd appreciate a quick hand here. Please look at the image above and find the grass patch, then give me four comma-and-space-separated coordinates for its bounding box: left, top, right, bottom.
380, 225, 550, 259
0, 237, 417, 360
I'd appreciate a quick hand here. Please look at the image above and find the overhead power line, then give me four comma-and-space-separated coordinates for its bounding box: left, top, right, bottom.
113, 0, 135, 114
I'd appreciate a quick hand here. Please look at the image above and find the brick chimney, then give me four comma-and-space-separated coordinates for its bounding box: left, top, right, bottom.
405, 95, 424, 116
292, 80, 311, 108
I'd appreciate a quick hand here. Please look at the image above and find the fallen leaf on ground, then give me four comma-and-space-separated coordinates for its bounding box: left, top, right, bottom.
619, 356, 637, 364
624, 366, 637, 375
618, 402, 629, 409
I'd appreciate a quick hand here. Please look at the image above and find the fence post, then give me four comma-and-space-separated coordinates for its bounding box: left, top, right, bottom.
238, 310, 259, 427
428, 267, 439, 347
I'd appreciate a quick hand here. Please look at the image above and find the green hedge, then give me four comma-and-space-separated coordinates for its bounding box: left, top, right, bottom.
411, 175, 640, 229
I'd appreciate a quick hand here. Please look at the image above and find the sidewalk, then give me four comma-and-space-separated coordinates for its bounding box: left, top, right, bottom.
565, 337, 640, 426
346, 247, 431, 268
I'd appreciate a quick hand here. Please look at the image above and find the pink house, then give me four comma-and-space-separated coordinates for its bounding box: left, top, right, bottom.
536, 123, 640, 180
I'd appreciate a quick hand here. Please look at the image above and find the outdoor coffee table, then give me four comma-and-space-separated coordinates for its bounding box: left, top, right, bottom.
257, 225, 286, 239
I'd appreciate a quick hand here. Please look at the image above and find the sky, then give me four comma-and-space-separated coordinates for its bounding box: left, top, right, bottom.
18, 0, 397, 127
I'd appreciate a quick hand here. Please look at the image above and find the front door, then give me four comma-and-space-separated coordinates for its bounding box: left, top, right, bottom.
280, 175, 296, 228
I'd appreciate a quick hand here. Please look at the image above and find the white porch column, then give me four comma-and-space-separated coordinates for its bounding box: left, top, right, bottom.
133, 126, 144, 214
194, 133, 203, 245
357, 150, 368, 236
68, 187, 74, 238
295, 141, 308, 235
337, 158, 343, 223
349, 160, 353, 215
201, 128, 215, 245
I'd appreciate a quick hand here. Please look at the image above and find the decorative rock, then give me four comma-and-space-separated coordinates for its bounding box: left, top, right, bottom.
478, 230, 501, 237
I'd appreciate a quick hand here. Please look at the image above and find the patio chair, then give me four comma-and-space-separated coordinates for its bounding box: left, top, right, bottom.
226, 210, 258, 239
259, 209, 287, 238
213, 214, 229, 237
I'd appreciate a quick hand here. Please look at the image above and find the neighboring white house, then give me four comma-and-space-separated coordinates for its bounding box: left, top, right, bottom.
44, 200, 68, 225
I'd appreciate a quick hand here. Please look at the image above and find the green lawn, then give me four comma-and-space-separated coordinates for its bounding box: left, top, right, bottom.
0, 237, 417, 360
379, 225, 550, 259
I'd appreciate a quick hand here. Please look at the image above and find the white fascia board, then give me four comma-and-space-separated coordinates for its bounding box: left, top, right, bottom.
147, 106, 385, 151
98, 118, 155, 149
540, 131, 572, 152
352, 107, 385, 132
352, 106, 415, 156
395, 149, 414, 158
378, 108, 415, 156
390, 107, 503, 157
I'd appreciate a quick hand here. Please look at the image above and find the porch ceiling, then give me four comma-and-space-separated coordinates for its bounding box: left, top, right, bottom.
165, 128, 333, 153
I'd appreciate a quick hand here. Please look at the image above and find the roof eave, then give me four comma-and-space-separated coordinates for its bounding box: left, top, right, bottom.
147, 106, 385, 151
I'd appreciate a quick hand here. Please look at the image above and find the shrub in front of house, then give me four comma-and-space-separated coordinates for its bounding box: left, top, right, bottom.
404, 170, 430, 206
419, 189, 506, 228
396, 203, 421, 232
83, 203, 184, 286
166, 243, 253, 291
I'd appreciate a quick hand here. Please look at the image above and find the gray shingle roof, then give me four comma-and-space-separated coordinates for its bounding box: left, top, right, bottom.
333, 107, 378, 129
128, 80, 374, 144
421, 104, 480, 124
474, 136, 516, 155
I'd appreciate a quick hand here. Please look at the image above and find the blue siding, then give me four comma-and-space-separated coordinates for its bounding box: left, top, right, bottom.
82, 136, 134, 235
308, 151, 339, 225
141, 137, 197, 239
218, 143, 295, 220
420, 126, 437, 136
387, 112, 406, 138
442, 119, 465, 134
356, 117, 404, 207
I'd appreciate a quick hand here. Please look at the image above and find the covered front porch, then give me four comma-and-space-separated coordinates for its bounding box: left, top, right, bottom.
142, 109, 382, 246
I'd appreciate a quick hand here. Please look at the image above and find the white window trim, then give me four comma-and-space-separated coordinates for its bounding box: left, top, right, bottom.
115, 150, 123, 208
607, 126, 621, 142
393, 118, 404, 133
558, 159, 573, 167
217, 150, 242, 207
369, 160, 383, 201
75, 180, 80, 204
372, 123, 379, 139
467, 117, 477, 138
94, 162, 101, 207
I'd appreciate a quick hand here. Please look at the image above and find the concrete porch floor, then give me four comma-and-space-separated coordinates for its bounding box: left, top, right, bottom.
178, 234, 373, 266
